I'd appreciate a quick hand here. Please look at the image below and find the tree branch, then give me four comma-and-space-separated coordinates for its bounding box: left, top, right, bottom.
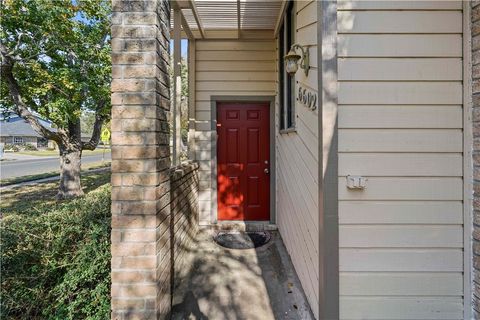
0, 43, 62, 143
82, 110, 105, 151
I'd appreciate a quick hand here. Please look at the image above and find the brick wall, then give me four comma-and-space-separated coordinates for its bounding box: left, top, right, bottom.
110, 1, 200, 319
170, 162, 199, 285
110, 0, 172, 319
473, 2, 480, 318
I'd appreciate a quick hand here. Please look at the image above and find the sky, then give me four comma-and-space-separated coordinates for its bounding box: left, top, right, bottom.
170, 39, 189, 58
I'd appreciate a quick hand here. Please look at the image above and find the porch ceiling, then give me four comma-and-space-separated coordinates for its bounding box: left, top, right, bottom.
171, 0, 285, 39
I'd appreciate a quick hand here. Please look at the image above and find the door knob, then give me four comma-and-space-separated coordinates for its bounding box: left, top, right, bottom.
264, 168, 270, 174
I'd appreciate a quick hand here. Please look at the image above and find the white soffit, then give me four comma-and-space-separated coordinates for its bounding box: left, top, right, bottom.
171, 0, 284, 38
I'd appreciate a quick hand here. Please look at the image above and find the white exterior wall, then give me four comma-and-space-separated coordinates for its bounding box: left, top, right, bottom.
193, 28, 320, 317
337, 1, 464, 319
194, 40, 276, 224
276, 1, 320, 318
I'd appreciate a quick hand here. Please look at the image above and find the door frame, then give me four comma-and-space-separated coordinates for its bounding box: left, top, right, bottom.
210, 96, 276, 224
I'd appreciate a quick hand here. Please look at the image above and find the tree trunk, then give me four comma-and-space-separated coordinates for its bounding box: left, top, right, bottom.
57, 147, 83, 199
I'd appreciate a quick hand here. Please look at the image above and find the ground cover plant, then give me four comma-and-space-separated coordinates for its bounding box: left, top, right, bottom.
0, 172, 111, 319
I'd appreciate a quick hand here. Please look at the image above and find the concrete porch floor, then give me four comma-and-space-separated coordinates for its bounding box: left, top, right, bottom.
171, 228, 314, 320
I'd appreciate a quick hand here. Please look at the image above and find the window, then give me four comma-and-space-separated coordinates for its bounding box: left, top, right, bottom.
279, 0, 295, 132
13, 136, 23, 144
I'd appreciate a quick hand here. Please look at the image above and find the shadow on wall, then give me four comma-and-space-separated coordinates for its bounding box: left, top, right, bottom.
120, 161, 200, 320
169, 162, 201, 309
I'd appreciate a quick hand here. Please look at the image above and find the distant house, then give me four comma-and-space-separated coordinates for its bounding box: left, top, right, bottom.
0, 113, 55, 149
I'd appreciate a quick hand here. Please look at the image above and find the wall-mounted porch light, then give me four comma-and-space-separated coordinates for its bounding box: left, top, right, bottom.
284, 44, 309, 77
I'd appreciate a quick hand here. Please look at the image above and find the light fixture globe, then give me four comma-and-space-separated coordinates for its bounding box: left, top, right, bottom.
283, 44, 309, 76
284, 49, 301, 75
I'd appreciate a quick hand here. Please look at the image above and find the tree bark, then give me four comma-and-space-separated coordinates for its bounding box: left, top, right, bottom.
82, 112, 105, 150
1, 43, 62, 143
57, 145, 83, 199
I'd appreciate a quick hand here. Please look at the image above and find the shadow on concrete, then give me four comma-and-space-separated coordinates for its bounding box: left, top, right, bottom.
170, 291, 209, 320
169, 229, 314, 320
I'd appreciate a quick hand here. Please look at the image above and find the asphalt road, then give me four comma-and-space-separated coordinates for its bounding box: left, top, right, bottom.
0, 153, 111, 179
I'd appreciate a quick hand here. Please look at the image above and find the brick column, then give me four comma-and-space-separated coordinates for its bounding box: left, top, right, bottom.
473, 2, 480, 318
110, 0, 171, 319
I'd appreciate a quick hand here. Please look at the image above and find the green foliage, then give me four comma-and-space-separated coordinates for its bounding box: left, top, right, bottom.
4, 144, 38, 151
0, 0, 111, 129
1, 176, 111, 319
170, 57, 190, 156
19, 143, 38, 151
169, 56, 189, 98
4, 144, 19, 151
80, 111, 96, 135
181, 57, 189, 98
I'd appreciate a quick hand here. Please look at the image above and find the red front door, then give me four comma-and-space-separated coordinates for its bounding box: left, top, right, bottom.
217, 102, 270, 221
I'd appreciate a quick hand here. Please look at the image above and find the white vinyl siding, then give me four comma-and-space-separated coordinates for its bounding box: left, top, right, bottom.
337, 1, 464, 319
276, 1, 319, 318
194, 40, 276, 224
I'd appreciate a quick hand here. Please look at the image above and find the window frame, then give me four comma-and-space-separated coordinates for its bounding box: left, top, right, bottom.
279, 0, 296, 134
13, 136, 23, 145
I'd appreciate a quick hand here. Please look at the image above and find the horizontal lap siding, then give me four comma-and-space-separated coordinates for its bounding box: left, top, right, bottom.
337, 2, 464, 320
276, 1, 319, 318
194, 40, 276, 224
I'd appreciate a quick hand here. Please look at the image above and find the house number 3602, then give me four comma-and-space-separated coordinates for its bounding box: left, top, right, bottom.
297, 86, 317, 111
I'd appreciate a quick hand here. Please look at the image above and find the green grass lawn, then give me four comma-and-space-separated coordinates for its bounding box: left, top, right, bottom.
0, 161, 111, 186
1, 171, 111, 211
0, 172, 110, 211
1, 171, 111, 319
16, 148, 110, 157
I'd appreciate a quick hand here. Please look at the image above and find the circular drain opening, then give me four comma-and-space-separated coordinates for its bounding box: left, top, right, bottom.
213, 231, 271, 249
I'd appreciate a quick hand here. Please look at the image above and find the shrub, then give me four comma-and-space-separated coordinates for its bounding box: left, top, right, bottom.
20, 143, 38, 151
1, 182, 111, 319
4, 144, 19, 152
